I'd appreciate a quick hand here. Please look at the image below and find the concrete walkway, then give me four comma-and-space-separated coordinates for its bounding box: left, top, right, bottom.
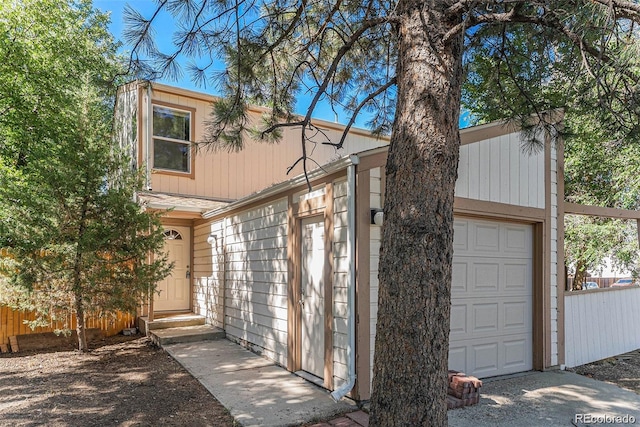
163, 339, 357, 426
448, 370, 640, 426
165, 338, 640, 427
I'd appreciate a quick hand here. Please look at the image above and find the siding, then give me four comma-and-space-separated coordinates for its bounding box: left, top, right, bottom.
332, 179, 350, 386
141, 87, 388, 200
193, 220, 225, 328
369, 168, 383, 387
369, 130, 557, 386
223, 198, 289, 366
550, 142, 560, 366
456, 134, 545, 209
564, 287, 640, 367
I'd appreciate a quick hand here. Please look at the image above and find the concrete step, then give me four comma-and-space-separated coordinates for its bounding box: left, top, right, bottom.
149, 324, 226, 346
138, 314, 206, 333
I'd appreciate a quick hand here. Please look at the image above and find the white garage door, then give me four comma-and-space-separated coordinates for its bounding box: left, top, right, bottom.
449, 218, 533, 378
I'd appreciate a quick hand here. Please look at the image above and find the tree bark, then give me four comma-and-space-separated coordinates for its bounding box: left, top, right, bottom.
75, 292, 88, 352
573, 259, 586, 290
369, 2, 463, 425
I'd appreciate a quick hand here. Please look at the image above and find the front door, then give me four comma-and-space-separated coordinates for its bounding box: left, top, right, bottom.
155, 226, 191, 311
300, 217, 325, 379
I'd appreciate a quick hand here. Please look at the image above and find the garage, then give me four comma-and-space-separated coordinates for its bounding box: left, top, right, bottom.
449, 217, 534, 378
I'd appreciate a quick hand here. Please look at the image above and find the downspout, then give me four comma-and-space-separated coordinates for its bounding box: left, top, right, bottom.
331, 156, 359, 401
145, 84, 152, 191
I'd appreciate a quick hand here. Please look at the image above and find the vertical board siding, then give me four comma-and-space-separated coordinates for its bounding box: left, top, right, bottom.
192, 220, 226, 328
456, 133, 545, 209
332, 179, 350, 386
564, 288, 640, 367
223, 198, 289, 367
144, 88, 387, 201
0, 306, 135, 349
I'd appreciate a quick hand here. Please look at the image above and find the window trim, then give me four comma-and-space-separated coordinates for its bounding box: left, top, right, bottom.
151, 101, 196, 179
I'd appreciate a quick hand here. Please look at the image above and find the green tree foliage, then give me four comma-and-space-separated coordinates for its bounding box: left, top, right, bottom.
124, 1, 640, 424
562, 114, 640, 287
0, 0, 171, 352
464, 16, 640, 286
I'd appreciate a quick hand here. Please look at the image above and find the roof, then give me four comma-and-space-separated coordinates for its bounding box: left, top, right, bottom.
137, 192, 231, 214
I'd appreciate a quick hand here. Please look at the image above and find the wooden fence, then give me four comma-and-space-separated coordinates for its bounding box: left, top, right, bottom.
0, 305, 135, 349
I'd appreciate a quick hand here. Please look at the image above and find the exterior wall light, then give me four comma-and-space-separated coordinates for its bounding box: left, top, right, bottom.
207, 233, 217, 245
370, 209, 384, 226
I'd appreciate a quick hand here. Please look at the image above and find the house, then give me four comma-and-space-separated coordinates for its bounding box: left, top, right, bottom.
115, 81, 640, 402
115, 81, 388, 314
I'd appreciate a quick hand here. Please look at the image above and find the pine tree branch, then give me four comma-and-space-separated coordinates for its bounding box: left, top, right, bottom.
258, 0, 307, 62
323, 77, 397, 150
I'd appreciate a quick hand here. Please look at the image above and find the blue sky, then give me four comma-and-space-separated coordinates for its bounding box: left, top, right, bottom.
93, 0, 367, 126
94, 1, 471, 128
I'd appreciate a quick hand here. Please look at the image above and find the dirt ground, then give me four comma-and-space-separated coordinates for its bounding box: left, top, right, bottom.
568, 348, 640, 395
1, 335, 639, 427
0, 335, 236, 427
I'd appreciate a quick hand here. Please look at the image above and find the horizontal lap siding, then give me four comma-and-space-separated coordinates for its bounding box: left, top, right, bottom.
145, 88, 387, 200
369, 168, 383, 388
564, 287, 640, 367
333, 179, 350, 385
550, 146, 559, 365
193, 220, 225, 328
224, 198, 289, 366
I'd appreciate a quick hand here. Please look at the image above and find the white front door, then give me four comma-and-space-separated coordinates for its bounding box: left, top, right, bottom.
155, 226, 191, 311
301, 217, 325, 379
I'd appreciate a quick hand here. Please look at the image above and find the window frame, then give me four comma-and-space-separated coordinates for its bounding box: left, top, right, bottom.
151, 101, 196, 179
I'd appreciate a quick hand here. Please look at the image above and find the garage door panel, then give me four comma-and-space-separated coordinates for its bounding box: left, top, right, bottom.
471, 342, 499, 376
451, 298, 531, 340
450, 305, 467, 335
504, 301, 529, 330
449, 218, 533, 378
449, 346, 467, 371
449, 336, 533, 378
472, 303, 499, 334
453, 221, 469, 251
505, 226, 530, 253
451, 262, 468, 293
473, 263, 500, 291
503, 338, 531, 369
473, 224, 501, 252
452, 257, 532, 297
504, 262, 531, 291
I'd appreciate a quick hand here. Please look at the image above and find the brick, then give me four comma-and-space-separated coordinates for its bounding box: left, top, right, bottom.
449, 374, 483, 391
447, 395, 464, 410
345, 411, 369, 427
328, 417, 358, 427
463, 396, 480, 406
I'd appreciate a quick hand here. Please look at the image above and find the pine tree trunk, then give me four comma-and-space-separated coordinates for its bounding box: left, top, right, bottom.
369, 2, 463, 425
75, 292, 88, 352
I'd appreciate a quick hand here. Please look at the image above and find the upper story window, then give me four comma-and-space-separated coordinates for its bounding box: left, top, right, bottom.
152, 105, 192, 174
